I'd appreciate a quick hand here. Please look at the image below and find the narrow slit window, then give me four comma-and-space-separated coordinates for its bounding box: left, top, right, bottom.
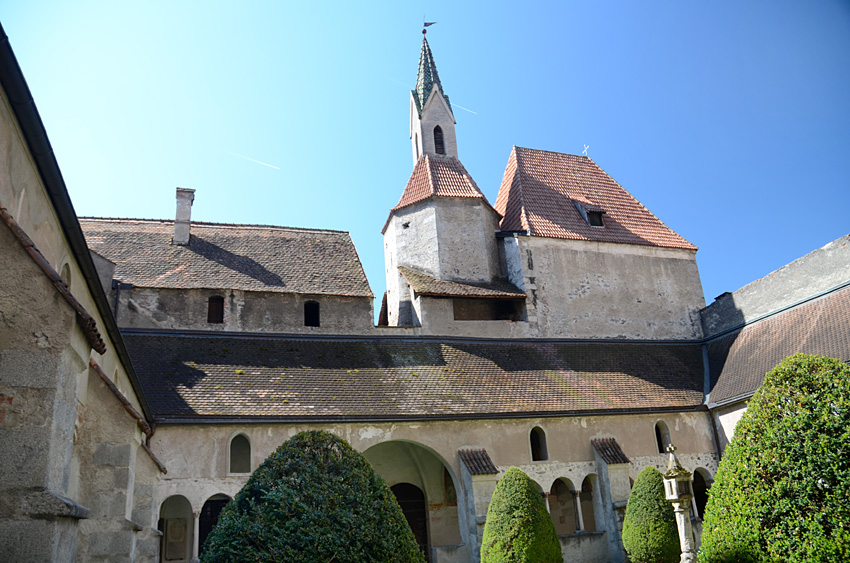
304, 301, 320, 327
434, 125, 445, 154
207, 296, 224, 323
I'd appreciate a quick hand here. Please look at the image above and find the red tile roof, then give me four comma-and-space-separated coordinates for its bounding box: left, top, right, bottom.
398, 266, 526, 299
392, 155, 491, 213
80, 219, 373, 298
494, 147, 696, 250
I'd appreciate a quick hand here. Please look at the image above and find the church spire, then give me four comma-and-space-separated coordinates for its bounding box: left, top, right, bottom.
412, 35, 452, 118
409, 32, 458, 164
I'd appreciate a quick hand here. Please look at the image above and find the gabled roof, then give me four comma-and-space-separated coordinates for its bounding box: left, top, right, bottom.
412, 36, 451, 118
80, 219, 373, 298
123, 332, 705, 422
399, 266, 526, 299
707, 285, 850, 405
494, 147, 696, 250
390, 154, 491, 215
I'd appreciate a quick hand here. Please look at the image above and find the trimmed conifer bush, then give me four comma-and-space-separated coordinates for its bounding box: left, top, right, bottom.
480, 467, 562, 563
200, 430, 424, 563
699, 354, 850, 563
621, 466, 679, 563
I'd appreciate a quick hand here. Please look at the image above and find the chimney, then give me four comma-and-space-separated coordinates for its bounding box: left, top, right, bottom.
174, 187, 195, 245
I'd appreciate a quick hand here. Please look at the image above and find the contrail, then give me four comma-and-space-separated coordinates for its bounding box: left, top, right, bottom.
451, 103, 477, 115
229, 152, 280, 170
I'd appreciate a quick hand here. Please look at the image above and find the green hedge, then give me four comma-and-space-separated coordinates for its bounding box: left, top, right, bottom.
480, 467, 562, 563
699, 354, 850, 563
200, 430, 424, 563
621, 466, 679, 563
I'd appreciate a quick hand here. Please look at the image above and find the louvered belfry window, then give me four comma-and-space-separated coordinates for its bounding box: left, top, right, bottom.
433, 125, 445, 154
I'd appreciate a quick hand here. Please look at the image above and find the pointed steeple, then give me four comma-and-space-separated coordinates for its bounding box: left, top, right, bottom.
409, 33, 458, 164
412, 36, 452, 118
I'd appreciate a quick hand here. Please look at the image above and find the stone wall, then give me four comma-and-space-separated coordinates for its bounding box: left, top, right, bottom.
519, 236, 705, 339
701, 234, 850, 337
114, 286, 374, 335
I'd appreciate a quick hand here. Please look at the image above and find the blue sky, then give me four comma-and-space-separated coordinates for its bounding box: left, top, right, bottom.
4, 1, 849, 315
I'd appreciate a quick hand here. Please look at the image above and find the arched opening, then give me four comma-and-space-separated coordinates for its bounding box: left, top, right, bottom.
549, 478, 578, 535
199, 494, 231, 556
433, 126, 445, 155
530, 426, 548, 461
692, 469, 711, 519
60, 262, 71, 287
304, 301, 320, 327
580, 475, 597, 532
391, 483, 430, 561
159, 495, 193, 562
229, 434, 251, 474
208, 295, 224, 323
655, 421, 671, 454
363, 440, 464, 557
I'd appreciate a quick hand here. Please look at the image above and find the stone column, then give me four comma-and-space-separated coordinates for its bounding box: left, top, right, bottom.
573, 491, 585, 532
192, 511, 200, 562
673, 501, 696, 563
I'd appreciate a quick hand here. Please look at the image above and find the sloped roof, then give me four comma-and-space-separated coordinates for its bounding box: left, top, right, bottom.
398, 266, 526, 299
707, 285, 850, 404
391, 154, 491, 215
80, 219, 373, 297
123, 332, 705, 422
494, 147, 696, 250
459, 449, 498, 475
412, 36, 451, 118
591, 438, 630, 464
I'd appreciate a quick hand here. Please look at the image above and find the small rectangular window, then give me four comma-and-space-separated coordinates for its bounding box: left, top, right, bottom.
207, 296, 224, 323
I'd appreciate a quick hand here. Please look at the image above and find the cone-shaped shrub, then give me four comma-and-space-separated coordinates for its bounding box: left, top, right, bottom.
621, 466, 679, 563
201, 430, 424, 563
480, 467, 562, 563
699, 354, 850, 563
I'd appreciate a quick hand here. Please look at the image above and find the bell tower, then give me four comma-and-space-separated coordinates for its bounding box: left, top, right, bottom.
410, 31, 458, 164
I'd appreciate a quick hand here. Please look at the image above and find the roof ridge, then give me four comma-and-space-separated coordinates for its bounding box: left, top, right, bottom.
514, 145, 590, 160
79, 217, 352, 235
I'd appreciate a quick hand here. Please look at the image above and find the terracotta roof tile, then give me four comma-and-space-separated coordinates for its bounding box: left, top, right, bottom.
398, 266, 526, 299
392, 155, 490, 213
80, 219, 373, 297
459, 449, 498, 475
707, 286, 850, 404
591, 437, 630, 464
123, 333, 705, 422
494, 147, 696, 250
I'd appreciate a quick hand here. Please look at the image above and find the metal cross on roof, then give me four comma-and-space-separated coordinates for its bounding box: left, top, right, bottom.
583, 144, 589, 156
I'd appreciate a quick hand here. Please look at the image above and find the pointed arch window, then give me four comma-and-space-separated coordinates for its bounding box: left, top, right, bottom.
433, 125, 445, 155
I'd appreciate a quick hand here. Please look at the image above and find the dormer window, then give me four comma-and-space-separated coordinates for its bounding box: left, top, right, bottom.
587, 211, 604, 227
434, 125, 445, 155
573, 201, 606, 227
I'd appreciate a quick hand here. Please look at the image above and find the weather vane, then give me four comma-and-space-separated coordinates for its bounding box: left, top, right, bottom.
423, 20, 436, 34
582, 144, 589, 156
